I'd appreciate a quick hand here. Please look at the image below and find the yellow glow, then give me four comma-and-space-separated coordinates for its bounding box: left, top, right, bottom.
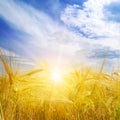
51, 71, 62, 83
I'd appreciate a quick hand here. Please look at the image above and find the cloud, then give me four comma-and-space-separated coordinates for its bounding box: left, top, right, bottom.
0, 0, 83, 66
19, 0, 62, 19
89, 47, 120, 59
0, 0, 55, 45
60, 0, 120, 66
61, 0, 120, 38
0, 0, 120, 70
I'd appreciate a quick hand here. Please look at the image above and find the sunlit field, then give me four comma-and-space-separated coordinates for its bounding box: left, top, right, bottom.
0, 53, 120, 120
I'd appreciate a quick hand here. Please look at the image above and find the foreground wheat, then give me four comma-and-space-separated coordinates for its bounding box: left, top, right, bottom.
0, 53, 120, 120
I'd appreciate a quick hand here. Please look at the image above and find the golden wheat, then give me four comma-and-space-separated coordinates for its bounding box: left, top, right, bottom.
0, 52, 120, 120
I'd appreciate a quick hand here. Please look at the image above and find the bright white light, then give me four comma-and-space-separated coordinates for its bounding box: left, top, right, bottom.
51, 71, 62, 83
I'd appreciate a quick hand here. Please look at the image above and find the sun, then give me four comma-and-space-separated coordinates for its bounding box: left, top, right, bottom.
51, 71, 62, 84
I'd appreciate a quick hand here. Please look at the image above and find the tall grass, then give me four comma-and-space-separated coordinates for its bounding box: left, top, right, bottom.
0, 51, 120, 120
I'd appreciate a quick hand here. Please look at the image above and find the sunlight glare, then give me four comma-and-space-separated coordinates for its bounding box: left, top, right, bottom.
51, 71, 62, 84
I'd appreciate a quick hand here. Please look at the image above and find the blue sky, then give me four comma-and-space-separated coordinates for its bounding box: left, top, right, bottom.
0, 0, 120, 70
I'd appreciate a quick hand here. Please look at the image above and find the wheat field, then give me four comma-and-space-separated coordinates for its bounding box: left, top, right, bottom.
0, 53, 120, 120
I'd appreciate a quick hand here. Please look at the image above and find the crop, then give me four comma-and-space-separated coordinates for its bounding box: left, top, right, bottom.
0, 51, 120, 120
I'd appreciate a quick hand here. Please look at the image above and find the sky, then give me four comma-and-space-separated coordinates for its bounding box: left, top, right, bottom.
0, 0, 120, 71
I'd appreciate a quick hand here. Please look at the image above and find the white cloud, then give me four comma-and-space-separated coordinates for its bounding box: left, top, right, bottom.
61, 0, 120, 42
0, 0, 55, 46
0, 0, 120, 70
60, 0, 120, 70
0, 0, 83, 66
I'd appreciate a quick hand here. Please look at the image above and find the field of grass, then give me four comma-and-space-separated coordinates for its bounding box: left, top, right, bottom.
0, 54, 120, 120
